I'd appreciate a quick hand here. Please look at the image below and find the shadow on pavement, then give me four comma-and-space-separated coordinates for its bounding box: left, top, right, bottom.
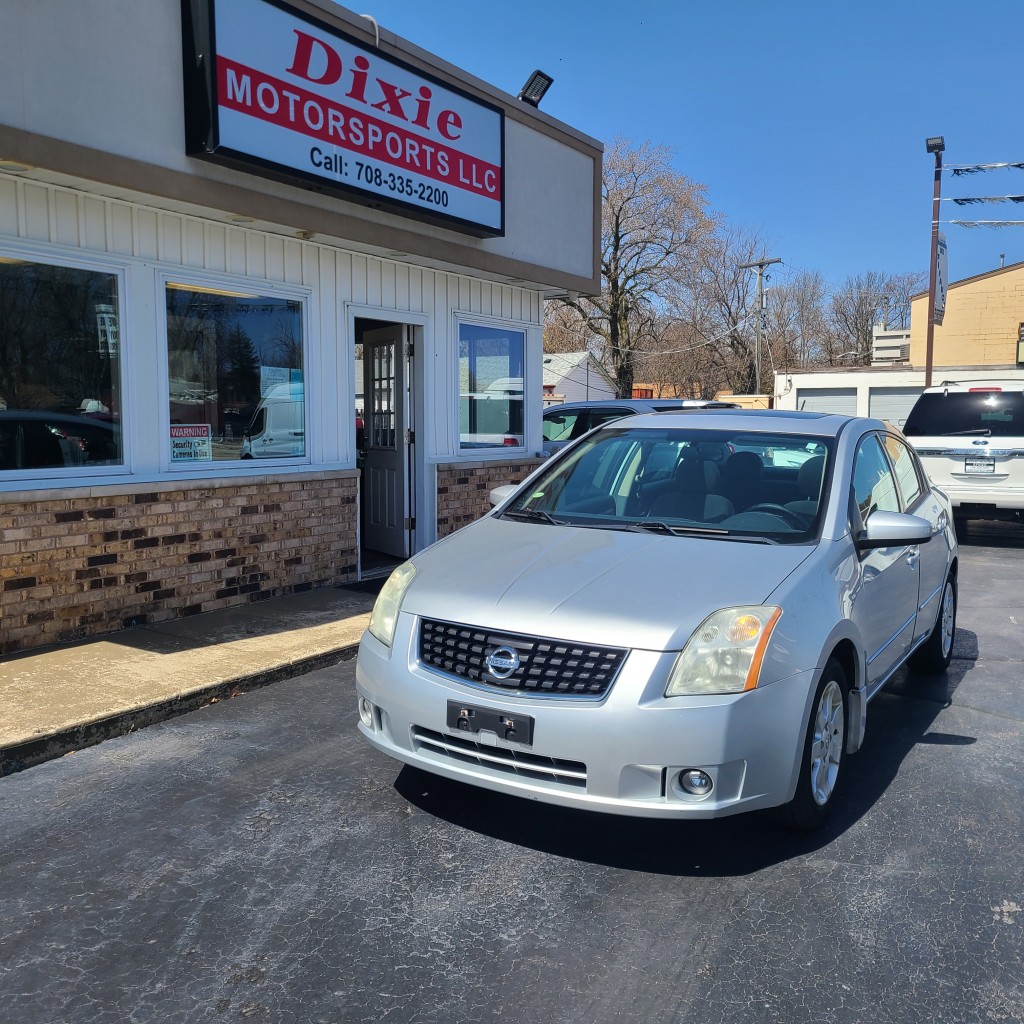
955, 518, 1024, 548
395, 640, 978, 878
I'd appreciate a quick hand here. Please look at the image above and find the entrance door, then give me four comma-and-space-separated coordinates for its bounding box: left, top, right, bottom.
362, 324, 409, 559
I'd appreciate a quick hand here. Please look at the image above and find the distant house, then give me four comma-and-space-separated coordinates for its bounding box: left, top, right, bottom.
542, 351, 616, 404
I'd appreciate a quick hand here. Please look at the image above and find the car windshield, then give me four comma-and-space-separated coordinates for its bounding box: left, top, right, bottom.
501, 426, 833, 542
903, 391, 1024, 437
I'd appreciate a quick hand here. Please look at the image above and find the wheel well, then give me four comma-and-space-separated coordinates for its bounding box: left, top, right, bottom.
828, 638, 859, 692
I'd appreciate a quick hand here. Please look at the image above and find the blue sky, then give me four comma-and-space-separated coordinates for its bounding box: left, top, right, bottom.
360, 0, 1024, 290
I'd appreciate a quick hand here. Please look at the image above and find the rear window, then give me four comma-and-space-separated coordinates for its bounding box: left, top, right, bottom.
903, 391, 1024, 437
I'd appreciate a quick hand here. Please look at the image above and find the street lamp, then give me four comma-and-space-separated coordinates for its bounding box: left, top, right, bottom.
924, 136, 945, 388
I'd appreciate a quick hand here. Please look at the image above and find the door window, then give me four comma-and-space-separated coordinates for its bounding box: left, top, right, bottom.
882, 434, 924, 510
852, 436, 900, 521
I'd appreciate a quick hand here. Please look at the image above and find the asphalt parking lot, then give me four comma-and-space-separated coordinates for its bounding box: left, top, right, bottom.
1, 521, 1022, 1024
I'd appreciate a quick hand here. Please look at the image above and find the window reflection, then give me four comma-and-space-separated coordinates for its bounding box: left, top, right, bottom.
165, 285, 304, 462
459, 323, 525, 449
0, 257, 123, 471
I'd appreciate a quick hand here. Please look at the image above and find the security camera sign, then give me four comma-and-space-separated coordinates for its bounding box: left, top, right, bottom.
170, 424, 213, 462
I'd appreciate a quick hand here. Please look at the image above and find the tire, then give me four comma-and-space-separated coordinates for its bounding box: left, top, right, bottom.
776, 657, 848, 831
909, 571, 957, 674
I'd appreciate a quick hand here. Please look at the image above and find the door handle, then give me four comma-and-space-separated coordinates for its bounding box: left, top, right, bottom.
905, 546, 920, 567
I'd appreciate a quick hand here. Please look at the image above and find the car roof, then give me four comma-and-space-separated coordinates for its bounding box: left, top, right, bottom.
0, 409, 117, 425
543, 399, 737, 412
923, 380, 1024, 393
614, 408, 880, 438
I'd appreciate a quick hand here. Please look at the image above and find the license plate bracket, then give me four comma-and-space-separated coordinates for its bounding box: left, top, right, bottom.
964, 457, 995, 474
446, 700, 535, 745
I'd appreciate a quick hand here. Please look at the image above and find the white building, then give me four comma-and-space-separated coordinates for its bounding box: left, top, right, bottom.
542, 351, 616, 404
0, 0, 601, 654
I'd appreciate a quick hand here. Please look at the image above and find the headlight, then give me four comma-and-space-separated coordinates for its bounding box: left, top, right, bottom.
367, 561, 417, 647
665, 606, 782, 696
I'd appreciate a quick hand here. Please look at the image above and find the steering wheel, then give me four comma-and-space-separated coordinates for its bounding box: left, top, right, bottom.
746, 503, 808, 528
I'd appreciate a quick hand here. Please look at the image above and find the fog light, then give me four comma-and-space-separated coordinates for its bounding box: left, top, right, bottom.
679, 769, 713, 796
358, 696, 375, 729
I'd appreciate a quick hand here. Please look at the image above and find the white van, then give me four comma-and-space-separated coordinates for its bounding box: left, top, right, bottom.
240, 382, 304, 459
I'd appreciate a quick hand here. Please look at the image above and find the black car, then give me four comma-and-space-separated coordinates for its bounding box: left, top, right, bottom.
0, 410, 121, 471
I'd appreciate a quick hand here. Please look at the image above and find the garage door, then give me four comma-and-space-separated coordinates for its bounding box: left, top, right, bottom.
868, 386, 922, 430
795, 388, 857, 416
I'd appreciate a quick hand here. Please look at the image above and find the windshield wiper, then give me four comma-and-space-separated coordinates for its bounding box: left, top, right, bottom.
939, 428, 990, 436
502, 508, 567, 525
625, 521, 729, 536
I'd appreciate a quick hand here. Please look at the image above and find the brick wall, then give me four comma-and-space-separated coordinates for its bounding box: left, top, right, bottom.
0, 471, 358, 655
436, 458, 544, 538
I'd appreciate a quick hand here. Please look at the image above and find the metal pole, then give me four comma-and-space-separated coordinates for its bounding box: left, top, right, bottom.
924, 150, 942, 388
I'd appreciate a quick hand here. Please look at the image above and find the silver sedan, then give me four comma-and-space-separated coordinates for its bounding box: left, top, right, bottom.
356, 411, 958, 829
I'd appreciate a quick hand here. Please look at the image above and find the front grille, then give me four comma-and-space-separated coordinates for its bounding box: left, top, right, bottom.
412, 726, 587, 788
418, 619, 627, 698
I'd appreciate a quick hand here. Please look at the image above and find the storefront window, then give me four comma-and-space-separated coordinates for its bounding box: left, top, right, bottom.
458, 323, 525, 449
0, 257, 123, 472
165, 284, 304, 463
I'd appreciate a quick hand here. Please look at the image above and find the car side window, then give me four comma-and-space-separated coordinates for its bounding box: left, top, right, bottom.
883, 434, 923, 510
852, 436, 900, 520
584, 409, 634, 435
542, 411, 578, 442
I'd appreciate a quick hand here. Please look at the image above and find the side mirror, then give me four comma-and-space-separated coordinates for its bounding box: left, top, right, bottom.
489, 484, 517, 508
856, 510, 933, 550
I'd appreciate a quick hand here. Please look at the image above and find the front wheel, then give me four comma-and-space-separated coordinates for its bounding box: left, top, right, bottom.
776, 657, 848, 831
909, 571, 957, 674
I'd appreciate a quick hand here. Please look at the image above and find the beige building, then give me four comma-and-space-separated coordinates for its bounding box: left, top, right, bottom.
910, 260, 1024, 368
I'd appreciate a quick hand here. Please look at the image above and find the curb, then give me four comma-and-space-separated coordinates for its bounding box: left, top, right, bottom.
0, 643, 359, 779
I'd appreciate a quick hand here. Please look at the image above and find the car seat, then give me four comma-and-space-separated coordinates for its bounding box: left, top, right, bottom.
649, 457, 734, 522
720, 451, 763, 511
784, 455, 826, 518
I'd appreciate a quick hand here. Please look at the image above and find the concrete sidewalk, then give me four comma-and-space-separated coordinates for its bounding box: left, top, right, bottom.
0, 583, 379, 776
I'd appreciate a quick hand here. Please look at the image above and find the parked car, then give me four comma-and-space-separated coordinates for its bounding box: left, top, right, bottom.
0, 410, 121, 470
356, 410, 958, 829
542, 398, 740, 455
902, 379, 1024, 525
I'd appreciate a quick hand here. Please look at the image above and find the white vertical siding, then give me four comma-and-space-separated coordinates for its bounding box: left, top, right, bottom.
0, 174, 544, 473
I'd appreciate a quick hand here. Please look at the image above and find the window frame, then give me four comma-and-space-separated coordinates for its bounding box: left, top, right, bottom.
0, 243, 130, 484
453, 313, 531, 456
881, 432, 926, 513
157, 269, 313, 475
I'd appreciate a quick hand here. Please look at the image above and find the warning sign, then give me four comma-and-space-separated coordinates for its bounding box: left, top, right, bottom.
170, 424, 213, 462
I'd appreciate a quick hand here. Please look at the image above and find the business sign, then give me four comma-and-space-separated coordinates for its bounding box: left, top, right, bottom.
182, 0, 504, 236
932, 233, 948, 326
170, 424, 213, 462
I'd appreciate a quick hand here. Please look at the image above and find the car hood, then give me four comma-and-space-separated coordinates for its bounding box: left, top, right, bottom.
402, 517, 814, 652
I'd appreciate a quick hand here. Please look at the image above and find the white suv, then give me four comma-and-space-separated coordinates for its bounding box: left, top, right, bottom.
902, 380, 1024, 525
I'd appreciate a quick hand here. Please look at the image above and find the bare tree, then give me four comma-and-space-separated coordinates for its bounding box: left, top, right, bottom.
553, 137, 715, 398
662, 224, 768, 395
827, 271, 892, 364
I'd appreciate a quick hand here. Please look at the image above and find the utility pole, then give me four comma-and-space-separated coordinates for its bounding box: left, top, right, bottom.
737, 257, 781, 396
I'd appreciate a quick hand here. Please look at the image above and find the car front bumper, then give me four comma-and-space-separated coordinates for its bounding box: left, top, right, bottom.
355, 618, 816, 819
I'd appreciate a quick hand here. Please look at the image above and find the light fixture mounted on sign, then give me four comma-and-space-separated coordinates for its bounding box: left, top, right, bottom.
518, 70, 553, 108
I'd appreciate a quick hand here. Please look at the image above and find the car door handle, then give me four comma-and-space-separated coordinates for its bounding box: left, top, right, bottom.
905, 546, 920, 567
